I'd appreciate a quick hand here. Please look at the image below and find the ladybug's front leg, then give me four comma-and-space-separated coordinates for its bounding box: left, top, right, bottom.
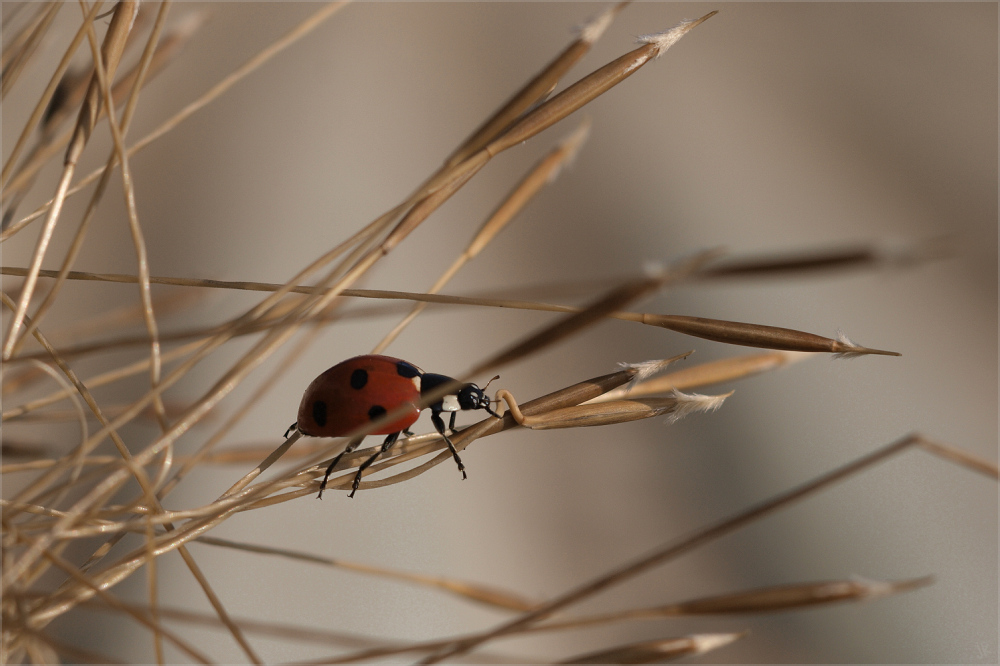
349, 431, 402, 498
318, 436, 363, 499
431, 411, 467, 480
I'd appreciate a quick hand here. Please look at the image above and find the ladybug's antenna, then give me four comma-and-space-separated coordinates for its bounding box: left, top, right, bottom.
481, 376, 502, 419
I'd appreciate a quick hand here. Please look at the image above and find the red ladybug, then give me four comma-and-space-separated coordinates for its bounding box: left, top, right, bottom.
289, 354, 499, 498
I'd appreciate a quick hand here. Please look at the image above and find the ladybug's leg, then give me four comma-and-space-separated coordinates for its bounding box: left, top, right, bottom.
349, 431, 401, 498
431, 412, 467, 480
318, 436, 364, 499
284, 422, 298, 438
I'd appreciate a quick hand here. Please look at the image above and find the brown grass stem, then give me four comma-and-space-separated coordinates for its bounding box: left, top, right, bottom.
0, 4, 60, 99
372, 120, 591, 354
0, 2, 95, 191
443, 3, 624, 168
417, 433, 930, 663
559, 633, 746, 663
2, 0, 138, 360
195, 535, 538, 612
1, 2, 350, 241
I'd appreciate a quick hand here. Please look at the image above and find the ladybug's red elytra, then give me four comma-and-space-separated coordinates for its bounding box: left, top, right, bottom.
288, 354, 500, 498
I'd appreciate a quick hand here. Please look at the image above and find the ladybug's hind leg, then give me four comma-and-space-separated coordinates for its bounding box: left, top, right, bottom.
284, 422, 298, 438
318, 436, 364, 499
349, 431, 402, 498
432, 412, 467, 480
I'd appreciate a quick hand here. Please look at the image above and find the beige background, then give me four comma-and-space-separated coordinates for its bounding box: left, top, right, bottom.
3, 3, 996, 663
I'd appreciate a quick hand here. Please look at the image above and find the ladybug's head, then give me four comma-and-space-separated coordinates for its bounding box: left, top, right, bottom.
457, 377, 500, 417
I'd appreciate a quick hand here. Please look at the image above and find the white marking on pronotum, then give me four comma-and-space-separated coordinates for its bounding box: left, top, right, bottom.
410, 375, 421, 391
440, 394, 460, 412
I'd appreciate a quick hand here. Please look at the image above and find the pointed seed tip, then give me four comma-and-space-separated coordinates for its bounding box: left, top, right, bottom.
859, 347, 902, 357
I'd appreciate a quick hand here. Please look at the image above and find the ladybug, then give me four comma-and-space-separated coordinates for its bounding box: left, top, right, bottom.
288, 354, 500, 498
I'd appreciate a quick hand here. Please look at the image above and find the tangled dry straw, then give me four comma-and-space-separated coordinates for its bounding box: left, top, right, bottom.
1, 3, 996, 663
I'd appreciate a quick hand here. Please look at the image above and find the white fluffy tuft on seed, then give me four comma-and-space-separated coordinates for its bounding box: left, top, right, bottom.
833, 329, 867, 360
637, 16, 703, 57
663, 388, 732, 423
618, 358, 676, 391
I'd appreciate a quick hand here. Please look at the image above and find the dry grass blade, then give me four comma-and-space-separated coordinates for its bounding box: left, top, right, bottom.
377, 152, 488, 256
195, 536, 538, 612
468, 260, 705, 379
1, 2, 350, 241
1, 361, 261, 665
1, 1, 96, 195
10, 626, 124, 665
700, 238, 950, 280
73, 0, 170, 431
1, 7, 204, 229
1, 3, 52, 70
665, 576, 935, 614
559, 632, 746, 664
13, 1, 177, 361
485, 12, 715, 156
3, 339, 206, 422
443, 3, 624, 167
0, 292, 154, 516
2, 0, 139, 360
2, 311, 332, 601
593, 351, 811, 401
0, 2, 60, 99
156, 323, 329, 499
415, 11, 713, 202
527, 577, 934, 634
4, 264, 889, 369
72, 597, 388, 651
643, 314, 900, 356
69, 596, 532, 664
373, 119, 591, 354
0, 314, 264, 664
496, 389, 729, 429
917, 439, 999, 479
145, 517, 164, 666
66, 0, 139, 164
417, 434, 931, 663
36, 547, 212, 663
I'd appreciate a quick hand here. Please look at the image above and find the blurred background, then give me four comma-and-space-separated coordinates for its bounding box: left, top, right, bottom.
3, 3, 996, 663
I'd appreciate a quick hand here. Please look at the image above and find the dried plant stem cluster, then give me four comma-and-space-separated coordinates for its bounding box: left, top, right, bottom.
0, 3, 994, 664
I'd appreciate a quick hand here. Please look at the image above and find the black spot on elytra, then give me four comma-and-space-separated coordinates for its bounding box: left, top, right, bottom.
368, 404, 386, 421
350, 368, 368, 390
312, 401, 328, 427
396, 361, 420, 378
